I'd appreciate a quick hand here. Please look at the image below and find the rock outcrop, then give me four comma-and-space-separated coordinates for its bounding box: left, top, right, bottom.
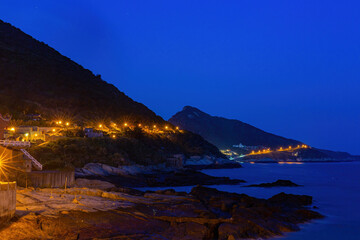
245, 179, 300, 187
1, 185, 323, 239
76, 162, 245, 187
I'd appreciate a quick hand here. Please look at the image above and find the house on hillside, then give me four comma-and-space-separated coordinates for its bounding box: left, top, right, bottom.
26, 114, 42, 121
84, 128, 103, 138
232, 143, 259, 150
5, 126, 61, 142
13, 126, 46, 141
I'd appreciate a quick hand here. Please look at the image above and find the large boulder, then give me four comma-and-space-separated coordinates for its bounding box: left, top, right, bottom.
268, 192, 313, 207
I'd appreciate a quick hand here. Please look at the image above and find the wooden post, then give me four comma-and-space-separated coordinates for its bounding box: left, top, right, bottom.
50, 186, 53, 199
65, 177, 67, 193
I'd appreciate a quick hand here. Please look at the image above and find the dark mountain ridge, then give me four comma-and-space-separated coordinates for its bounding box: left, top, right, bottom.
0, 19, 162, 123
169, 106, 302, 149
170, 106, 359, 160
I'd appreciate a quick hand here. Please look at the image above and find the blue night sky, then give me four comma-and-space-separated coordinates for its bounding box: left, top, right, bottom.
1, 1, 359, 154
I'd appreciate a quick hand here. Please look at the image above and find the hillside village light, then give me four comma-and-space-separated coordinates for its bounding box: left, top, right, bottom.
99, 124, 103, 128
124, 123, 128, 127
25, 133, 29, 137
59, 121, 62, 124
153, 125, 156, 128
52, 129, 56, 132
165, 126, 168, 129
138, 124, 141, 127
10, 127, 15, 131
66, 122, 70, 126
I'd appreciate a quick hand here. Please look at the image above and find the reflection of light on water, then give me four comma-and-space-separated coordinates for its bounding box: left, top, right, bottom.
278, 162, 303, 165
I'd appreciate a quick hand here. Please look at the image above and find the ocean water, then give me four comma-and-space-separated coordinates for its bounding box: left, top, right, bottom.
140, 162, 360, 240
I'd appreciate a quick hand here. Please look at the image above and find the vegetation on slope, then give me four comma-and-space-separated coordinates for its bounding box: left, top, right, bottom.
29, 128, 224, 170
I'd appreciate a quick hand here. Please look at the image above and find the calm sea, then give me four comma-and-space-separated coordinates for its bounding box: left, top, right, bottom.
139, 162, 360, 240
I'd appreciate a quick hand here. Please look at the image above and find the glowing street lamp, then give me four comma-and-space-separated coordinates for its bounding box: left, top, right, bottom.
99, 124, 103, 128
66, 122, 70, 126
124, 123, 128, 127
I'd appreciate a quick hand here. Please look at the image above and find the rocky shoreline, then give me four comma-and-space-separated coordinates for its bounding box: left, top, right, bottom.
0, 163, 324, 239
0, 183, 323, 240
83, 169, 245, 188
76, 163, 245, 188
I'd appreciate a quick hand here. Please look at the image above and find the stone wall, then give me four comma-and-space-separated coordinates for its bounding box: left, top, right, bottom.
27, 171, 75, 188
0, 182, 16, 224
